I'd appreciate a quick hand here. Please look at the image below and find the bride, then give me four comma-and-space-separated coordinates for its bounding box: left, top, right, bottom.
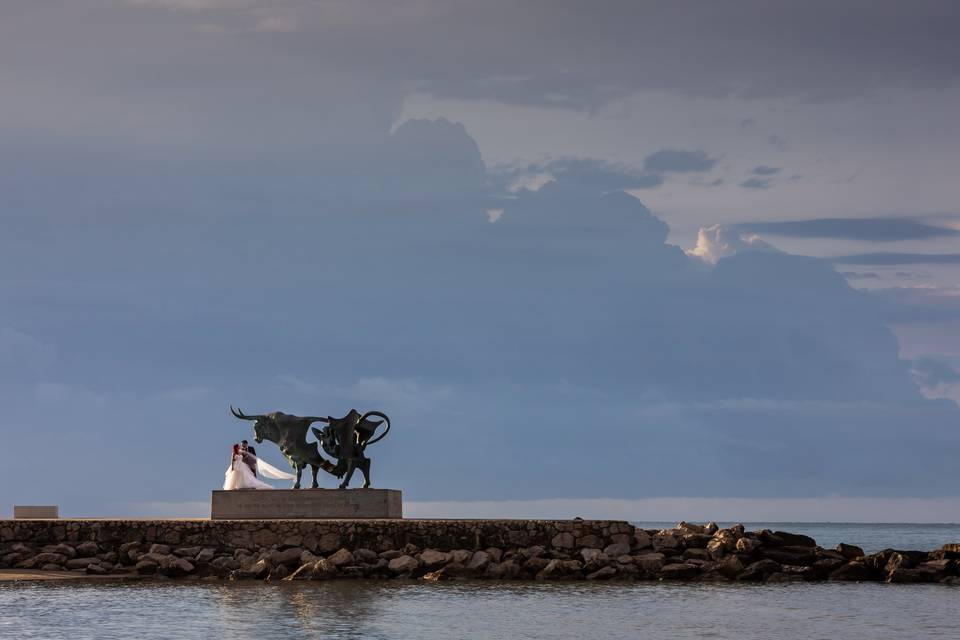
223, 443, 295, 490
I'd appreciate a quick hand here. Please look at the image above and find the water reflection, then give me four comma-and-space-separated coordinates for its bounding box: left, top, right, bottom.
1, 579, 958, 640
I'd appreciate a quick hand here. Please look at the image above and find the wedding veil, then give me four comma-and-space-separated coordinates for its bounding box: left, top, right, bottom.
257, 458, 296, 481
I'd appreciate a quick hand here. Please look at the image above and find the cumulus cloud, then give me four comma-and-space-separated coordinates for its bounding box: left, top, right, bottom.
911, 356, 960, 403
737, 218, 960, 241
686, 224, 781, 264
739, 177, 771, 190
751, 165, 780, 176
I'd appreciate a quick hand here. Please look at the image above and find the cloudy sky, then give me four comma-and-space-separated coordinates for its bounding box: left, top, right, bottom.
1, 0, 959, 520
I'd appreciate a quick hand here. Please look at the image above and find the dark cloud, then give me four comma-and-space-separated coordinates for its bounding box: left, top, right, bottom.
739, 218, 960, 241
752, 165, 781, 176
643, 149, 718, 173
768, 134, 787, 150
739, 178, 771, 189
831, 253, 960, 265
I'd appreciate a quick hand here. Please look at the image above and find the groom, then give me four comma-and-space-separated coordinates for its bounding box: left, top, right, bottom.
240, 440, 258, 477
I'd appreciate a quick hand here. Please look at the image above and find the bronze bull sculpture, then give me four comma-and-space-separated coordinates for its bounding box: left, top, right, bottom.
229, 406, 391, 489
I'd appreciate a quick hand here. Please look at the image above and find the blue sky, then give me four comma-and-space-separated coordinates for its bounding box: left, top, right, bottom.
1, 0, 959, 519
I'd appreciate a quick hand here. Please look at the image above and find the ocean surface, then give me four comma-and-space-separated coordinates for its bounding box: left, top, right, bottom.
2, 523, 958, 640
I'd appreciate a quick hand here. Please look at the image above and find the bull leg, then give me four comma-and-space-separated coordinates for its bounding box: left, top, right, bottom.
339, 459, 356, 489
293, 463, 303, 489
361, 458, 371, 488
310, 464, 320, 489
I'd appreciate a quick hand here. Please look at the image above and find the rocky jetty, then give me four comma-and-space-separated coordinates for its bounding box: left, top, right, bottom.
1, 519, 958, 584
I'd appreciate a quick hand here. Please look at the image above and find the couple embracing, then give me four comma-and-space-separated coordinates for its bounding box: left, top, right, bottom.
223, 440, 295, 490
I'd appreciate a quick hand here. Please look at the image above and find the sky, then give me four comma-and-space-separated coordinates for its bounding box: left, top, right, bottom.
1, 0, 959, 521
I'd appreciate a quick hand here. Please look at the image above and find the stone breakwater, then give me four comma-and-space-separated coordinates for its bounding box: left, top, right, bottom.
2, 519, 959, 584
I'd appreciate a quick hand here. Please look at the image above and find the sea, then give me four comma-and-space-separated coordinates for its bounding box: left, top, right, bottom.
2, 522, 958, 640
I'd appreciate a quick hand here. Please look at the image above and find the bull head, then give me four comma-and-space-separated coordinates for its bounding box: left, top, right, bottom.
230, 405, 269, 443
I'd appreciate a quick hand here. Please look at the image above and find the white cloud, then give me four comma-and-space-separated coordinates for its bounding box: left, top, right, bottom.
687, 224, 781, 264
277, 374, 453, 412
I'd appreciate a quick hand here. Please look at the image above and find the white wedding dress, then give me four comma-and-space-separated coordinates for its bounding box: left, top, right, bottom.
223, 452, 295, 490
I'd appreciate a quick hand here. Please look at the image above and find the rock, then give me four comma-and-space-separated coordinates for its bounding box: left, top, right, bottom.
884, 552, 918, 573
659, 563, 701, 580
450, 549, 473, 565
676, 522, 707, 534
160, 556, 195, 577
194, 548, 215, 564
683, 548, 712, 562
486, 560, 521, 579
551, 532, 575, 549
887, 567, 936, 584
327, 548, 355, 568
704, 522, 719, 535
737, 560, 781, 581
829, 561, 875, 582
735, 537, 761, 554
682, 534, 712, 549
633, 529, 652, 550
467, 550, 491, 572
756, 530, 816, 548
653, 531, 682, 551
43, 543, 76, 559
811, 557, 847, 579
32, 552, 68, 566
65, 557, 100, 570
284, 563, 313, 580
766, 572, 805, 583
40, 563, 64, 572
388, 555, 419, 575
761, 547, 816, 566
269, 547, 305, 567
174, 546, 203, 558
148, 544, 171, 556
780, 564, 814, 579
245, 559, 271, 580
310, 558, 338, 579
634, 552, 666, 574
729, 524, 745, 536
135, 560, 158, 575
268, 565, 289, 581
586, 566, 617, 580
523, 557, 549, 574
836, 543, 864, 560
520, 545, 545, 559
709, 556, 744, 579
354, 548, 379, 564
580, 548, 603, 564
379, 549, 402, 560
536, 559, 582, 580
211, 556, 240, 573
420, 549, 450, 570
75, 542, 100, 557
603, 542, 631, 557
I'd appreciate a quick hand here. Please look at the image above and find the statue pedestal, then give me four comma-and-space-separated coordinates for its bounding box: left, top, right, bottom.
210, 488, 402, 520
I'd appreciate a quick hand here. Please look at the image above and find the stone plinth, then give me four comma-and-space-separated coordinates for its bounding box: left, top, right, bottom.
13, 506, 58, 519
210, 488, 402, 519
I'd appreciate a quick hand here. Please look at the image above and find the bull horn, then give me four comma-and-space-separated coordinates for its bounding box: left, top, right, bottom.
230, 405, 264, 421
359, 411, 391, 446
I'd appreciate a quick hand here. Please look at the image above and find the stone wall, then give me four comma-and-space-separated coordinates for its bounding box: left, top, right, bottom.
1, 519, 958, 584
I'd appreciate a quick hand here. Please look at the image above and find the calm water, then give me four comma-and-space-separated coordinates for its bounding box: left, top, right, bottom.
2, 523, 958, 640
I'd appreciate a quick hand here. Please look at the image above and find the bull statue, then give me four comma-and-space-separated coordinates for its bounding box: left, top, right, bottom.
312, 409, 391, 489
229, 406, 391, 489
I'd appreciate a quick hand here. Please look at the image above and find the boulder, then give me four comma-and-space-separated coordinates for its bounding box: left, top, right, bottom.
708, 556, 744, 579
450, 549, 473, 565
735, 537, 761, 554
633, 529, 653, 550
681, 534, 713, 549
194, 548, 216, 564
354, 548, 379, 564
311, 558, 338, 579
467, 550, 491, 572
586, 566, 617, 580
811, 557, 847, 579
75, 542, 100, 557
704, 522, 719, 535
40, 564, 64, 572
761, 547, 816, 566
523, 557, 550, 574
420, 549, 450, 570
551, 532, 575, 549
327, 548, 355, 568
379, 550, 402, 560
65, 557, 100, 570
85, 564, 108, 576
536, 559, 582, 580
829, 561, 875, 582
887, 567, 936, 584
43, 543, 76, 559
603, 542, 631, 557
270, 547, 306, 568
653, 531, 682, 551
765, 572, 805, 583
388, 555, 419, 575
737, 559, 781, 581
659, 563, 700, 580
32, 552, 68, 566
486, 560, 521, 579
159, 556, 195, 577
683, 548, 712, 562
580, 548, 603, 564
676, 522, 707, 534
634, 552, 666, 574
836, 543, 864, 560
756, 530, 816, 548
135, 560, 158, 575
174, 546, 203, 558
148, 544, 171, 556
